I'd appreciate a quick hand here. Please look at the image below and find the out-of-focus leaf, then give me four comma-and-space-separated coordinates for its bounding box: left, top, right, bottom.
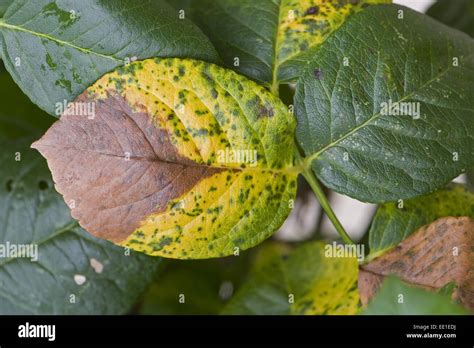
222, 241, 359, 315
362, 277, 467, 315
139, 255, 251, 315
427, 0, 474, 37
0, 71, 54, 140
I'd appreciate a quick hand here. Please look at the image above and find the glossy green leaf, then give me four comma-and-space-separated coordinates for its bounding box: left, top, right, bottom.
0, 71, 54, 139
428, 0, 474, 37
0, 0, 219, 116
222, 241, 359, 315
184, 0, 389, 89
369, 184, 474, 254
363, 277, 467, 315
296, 5, 474, 203
0, 139, 162, 314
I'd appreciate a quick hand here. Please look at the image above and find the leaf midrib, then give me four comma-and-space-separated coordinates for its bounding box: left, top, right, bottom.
304, 55, 472, 167
0, 20, 121, 62
35, 143, 299, 174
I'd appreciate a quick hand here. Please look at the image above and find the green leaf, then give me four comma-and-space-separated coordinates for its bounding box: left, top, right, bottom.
369, 184, 474, 254
296, 4, 474, 203
139, 256, 251, 315
185, 0, 389, 90
0, 0, 13, 17
165, 0, 193, 13
427, 0, 474, 37
0, 71, 54, 139
0, 0, 219, 116
363, 277, 467, 315
33, 58, 298, 259
0, 138, 162, 314
222, 241, 359, 315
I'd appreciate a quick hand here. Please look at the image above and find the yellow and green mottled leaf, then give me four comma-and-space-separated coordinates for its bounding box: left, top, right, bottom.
222, 241, 360, 315
187, 0, 390, 87
32, 58, 298, 259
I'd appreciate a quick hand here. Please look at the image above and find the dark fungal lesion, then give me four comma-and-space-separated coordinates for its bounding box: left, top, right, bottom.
305, 6, 319, 15
178, 65, 186, 77
258, 105, 275, 118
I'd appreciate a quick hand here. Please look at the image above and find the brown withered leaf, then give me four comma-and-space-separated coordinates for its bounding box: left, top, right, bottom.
359, 216, 474, 310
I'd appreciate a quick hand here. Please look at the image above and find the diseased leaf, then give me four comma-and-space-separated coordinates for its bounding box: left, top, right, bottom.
222, 241, 359, 315
369, 184, 474, 253
362, 277, 467, 315
0, 71, 54, 139
33, 58, 298, 259
184, 0, 389, 88
295, 5, 474, 203
0, 139, 162, 314
360, 217, 474, 311
0, 0, 219, 115
139, 255, 251, 315
427, 0, 474, 37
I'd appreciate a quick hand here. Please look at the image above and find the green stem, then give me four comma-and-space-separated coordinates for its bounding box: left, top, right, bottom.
270, 81, 279, 97
303, 168, 355, 245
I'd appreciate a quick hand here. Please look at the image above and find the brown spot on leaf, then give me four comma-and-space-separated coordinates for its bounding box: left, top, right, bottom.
32, 90, 222, 242
359, 217, 474, 311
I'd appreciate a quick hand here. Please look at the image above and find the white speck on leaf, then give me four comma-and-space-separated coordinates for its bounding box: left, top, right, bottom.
90, 258, 104, 274
74, 274, 86, 285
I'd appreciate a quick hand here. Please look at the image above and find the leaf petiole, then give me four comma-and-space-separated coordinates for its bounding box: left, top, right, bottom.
302, 167, 355, 245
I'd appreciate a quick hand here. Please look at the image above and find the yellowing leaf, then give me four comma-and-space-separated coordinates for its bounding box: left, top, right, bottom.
222, 241, 359, 315
32, 58, 298, 259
